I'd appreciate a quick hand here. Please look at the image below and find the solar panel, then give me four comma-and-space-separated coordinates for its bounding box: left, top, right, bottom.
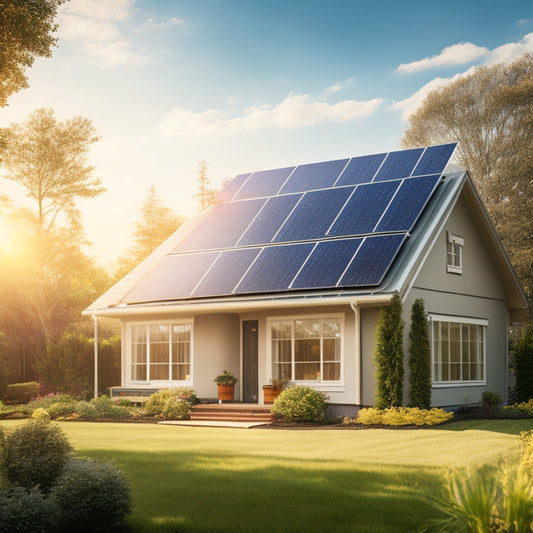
192, 248, 261, 297
279, 158, 349, 194
373, 148, 424, 182
235, 243, 315, 293
412, 143, 456, 176
173, 198, 266, 252
234, 166, 295, 200
274, 187, 353, 242
237, 194, 301, 246
291, 238, 363, 289
124, 252, 219, 302
335, 152, 386, 186
375, 174, 441, 232
328, 180, 400, 236
214, 173, 251, 202
338, 234, 406, 287
121, 144, 457, 304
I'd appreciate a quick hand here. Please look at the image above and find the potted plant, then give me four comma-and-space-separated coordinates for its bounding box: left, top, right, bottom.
262, 378, 288, 404
214, 370, 238, 403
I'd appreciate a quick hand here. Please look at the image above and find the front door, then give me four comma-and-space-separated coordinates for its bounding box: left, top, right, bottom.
242, 320, 258, 402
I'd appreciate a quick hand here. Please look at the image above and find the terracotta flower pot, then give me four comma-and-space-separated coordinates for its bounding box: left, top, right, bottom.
263, 386, 282, 404
217, 384, 235, 402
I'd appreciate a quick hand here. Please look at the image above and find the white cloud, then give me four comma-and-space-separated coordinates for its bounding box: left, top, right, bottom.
397, 42, 489, 73
141, 17, 185, 30
393, 33, 533, 121
319, 78, 354, 99
58, 0, 146, 68
160, 91, 383, 137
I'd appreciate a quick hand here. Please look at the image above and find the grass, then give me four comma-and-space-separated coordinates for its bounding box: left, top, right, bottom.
1, 419, 532, 532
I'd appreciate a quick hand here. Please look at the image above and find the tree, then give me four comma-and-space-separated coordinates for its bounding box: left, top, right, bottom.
115, 185, 186, 278
408, 299, 431, 409
512, 323, 533, 403
0, 0, 65, 107
374, 293, 404, 408
402, 54, 533, 299
195, 160, 216, 211
1, 108, 104, 232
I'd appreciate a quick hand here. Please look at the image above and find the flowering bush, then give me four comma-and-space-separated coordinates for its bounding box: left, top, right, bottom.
144, 388, 198, 420
346, 406, 453, 426
271, 385, 328, 422
502, 400, 533, 418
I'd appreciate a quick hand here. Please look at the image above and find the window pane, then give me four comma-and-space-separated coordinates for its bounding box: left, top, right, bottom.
132, 343, 146, 364
151, 342, 169, 363
172, 364, 190, 380
274, 363, 292, 381
295, 362, 320, 380
150, 364, 168, 380
323, 362, 340, 380
295, 319, 320, 339
323, 338, 341, 362
295, 339, 320, 362
149, 325, 169, 342
322, 319, 341, 338
131, 365, 146, 381
272, 321, 291, 340
272, 339, 291, 363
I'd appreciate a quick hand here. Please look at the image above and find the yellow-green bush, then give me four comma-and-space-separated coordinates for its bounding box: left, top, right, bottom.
520, 430, 533, 472
346, 406, 453, 426
31, 408, 50, 420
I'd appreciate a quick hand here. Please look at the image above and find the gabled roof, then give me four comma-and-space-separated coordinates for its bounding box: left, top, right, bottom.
84, 144, 529, 319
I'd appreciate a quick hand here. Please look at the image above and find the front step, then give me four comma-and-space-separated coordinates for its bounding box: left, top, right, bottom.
191, 404, 274, 423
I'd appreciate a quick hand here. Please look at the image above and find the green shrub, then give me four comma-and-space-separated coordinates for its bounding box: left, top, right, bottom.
90, 395, 130, 418
271, 385, 328, 422
50, 458, 132, 533
520, 430, 533, 473
47, 400, 81, 419
27, 394, 77, 411
502, 400, 533, 419
31, 408, 50, 420
408, 298, 431, 409
1, 419, 72, 493
512, 322, 533, 404
3, 382, 40, 404
374, 293, 404, 409
349, 406, 453, 426
0, 487, 58, 533
144, 388, 197, 420
482, 391, 502, 412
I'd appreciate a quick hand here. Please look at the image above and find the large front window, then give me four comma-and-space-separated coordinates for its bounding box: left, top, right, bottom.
130, 323, 192, 382
271, 317, 342, 382
431, 315, 486, 384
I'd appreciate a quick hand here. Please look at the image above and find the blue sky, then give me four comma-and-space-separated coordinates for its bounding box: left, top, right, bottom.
1, 0, 532, 267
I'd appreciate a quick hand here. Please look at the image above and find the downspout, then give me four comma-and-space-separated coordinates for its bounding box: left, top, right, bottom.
351, 302, 361, 406
93, 315, 98, 400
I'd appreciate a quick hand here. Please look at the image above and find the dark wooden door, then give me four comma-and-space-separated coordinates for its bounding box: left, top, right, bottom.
242, 320, 258, 402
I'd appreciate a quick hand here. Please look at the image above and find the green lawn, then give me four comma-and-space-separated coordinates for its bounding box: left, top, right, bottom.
2, 419, 532, 532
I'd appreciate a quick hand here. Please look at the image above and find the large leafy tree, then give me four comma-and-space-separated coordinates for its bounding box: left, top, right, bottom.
1, 108, 104, 232
0, 0, 65, 107
402, 53, 533, 299
115, 185, 186, 279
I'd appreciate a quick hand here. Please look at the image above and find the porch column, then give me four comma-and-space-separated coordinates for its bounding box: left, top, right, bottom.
351, 302, 361, 405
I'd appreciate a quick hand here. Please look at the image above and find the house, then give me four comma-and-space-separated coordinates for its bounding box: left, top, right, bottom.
84, 144, 529, 415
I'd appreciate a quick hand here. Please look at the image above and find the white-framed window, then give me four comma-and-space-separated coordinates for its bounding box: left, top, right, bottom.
446, 232, 464, 274
430, 314, 487, 386
129, 322, 192, 383
269, 316, 343, 383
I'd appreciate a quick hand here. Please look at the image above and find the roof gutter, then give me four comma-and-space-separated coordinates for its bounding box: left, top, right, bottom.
85, 293, 393, 318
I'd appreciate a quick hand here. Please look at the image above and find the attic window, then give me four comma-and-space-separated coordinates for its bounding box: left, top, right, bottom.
446, 232, 464, 274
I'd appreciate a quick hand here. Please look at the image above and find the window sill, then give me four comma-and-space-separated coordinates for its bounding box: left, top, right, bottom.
433, 381, 486, 388
294, 381, 345, 392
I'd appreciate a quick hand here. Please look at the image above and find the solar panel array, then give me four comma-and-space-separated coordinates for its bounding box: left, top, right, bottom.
124, 143, 457, 303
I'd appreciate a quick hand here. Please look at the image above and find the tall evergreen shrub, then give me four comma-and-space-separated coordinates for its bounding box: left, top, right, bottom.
408, 298, 431, 409
513, 323, 533, 403
374, 293, 404, 408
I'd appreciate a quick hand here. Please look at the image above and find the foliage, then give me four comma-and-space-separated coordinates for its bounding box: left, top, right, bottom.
2, 108, 103, 232
482, 391, 502, 410
374, 293, 404, 408
50, 457, 132, 533
512, 323, 533, 404
402, 53, 533, 299
3, 381, 39, 404
46, 396, 131, 420
1, 419, 72, 493
349, 407, 453, 427
421, 463, 533, 533
408, 298, 431, 409
271, 385, 328, 422
35, 333, 121, 398
520, 430, 533, 473
213, 369, 238, 386
115, 185, 186, 279
144, 388, 197, 420
502, 400, 533, 419
0, 487, 58, 533
195, 160, 217, 211
0, 0, 64, 107
0, 333, 9, 400
31, 407, 50, 420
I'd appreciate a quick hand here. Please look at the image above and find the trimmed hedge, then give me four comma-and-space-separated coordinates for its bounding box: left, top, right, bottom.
3, 382, 39, 404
